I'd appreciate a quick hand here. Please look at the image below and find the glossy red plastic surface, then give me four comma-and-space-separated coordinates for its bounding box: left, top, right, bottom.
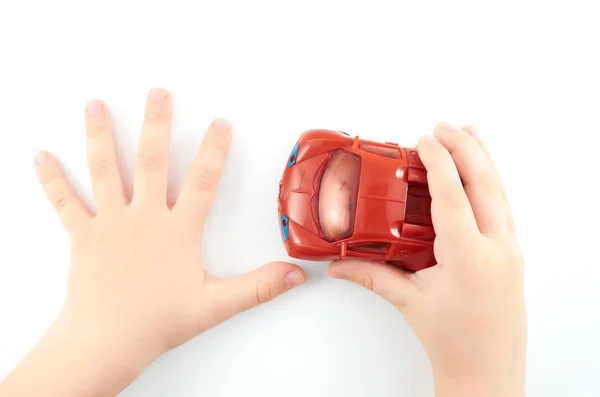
277, 129, 436, 272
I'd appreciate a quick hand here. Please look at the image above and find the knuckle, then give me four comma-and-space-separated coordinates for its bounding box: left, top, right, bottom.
255, 281, 272, 304
391, 293, 410, 311
39, 168, 59, 186
138, 153, 165, 172
442, 186, 469, 209
209, 301, 226, 326
362, 274, 375, 292
505, 245, 523, 265
53, 192, 71, 210
86, 123, 110, 138
474, 172, 501, 197
40, 173, 71, 211
144, 108, 171, 124
191, 167, 219, 192
89, 158, 113, 180
469, 245, 489, 268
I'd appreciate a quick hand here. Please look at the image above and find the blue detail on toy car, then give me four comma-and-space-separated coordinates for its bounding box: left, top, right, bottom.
281, 214, 289, 241
287, 143, 299, 168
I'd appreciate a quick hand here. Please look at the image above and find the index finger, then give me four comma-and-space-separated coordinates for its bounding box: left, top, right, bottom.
417, 134, 480, 241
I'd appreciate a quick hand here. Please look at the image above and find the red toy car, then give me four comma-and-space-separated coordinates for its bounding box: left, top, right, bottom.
277, 129, 436, 272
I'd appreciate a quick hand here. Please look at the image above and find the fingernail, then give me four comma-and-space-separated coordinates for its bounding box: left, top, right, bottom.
86, 101, 103, 115
148, 88, 167, 100
329, 272, 347, 280
284, 271, 305, 288
34, 151, 47, 164
212, 118, 232, 131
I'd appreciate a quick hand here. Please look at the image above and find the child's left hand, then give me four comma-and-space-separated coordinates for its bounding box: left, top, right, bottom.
1, 88, 305, 397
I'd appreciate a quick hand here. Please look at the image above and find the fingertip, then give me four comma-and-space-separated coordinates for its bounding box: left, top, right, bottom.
284, 269, 305, 289
34, 151, 59, 182
209, 118, 233, 147
328, 271, 348, 280
433, 121, 456, 135
85, 99, 105, 116
418, 133, 437, 147
264, 260, 306, 285
461, 125, 480, 139
328, 260, 346, 279
417, 134, 445, 167
142, 88, 172, 123
34, 150, 49, 166
32, 151, 92, 231
211, 117, 232, 131
148, 87, 170, 101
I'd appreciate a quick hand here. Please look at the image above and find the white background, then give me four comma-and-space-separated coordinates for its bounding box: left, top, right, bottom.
1, 1, 599, 396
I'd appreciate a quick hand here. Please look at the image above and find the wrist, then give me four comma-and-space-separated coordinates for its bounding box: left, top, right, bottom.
0, 312, 149, 397
429, 324, 527, 397
54, 305, 165, 384
51, 313, 142, 389
433, 371, 525, 397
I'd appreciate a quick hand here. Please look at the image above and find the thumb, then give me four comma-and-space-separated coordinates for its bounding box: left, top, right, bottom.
328, 260, 420, 311
206, 261, 305, 324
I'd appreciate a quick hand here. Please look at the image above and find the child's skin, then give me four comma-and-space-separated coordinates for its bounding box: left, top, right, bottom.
0, 88, 526, 397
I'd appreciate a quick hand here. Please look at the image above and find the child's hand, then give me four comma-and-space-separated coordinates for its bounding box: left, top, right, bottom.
328, 124, 526, 397
24, 88, 305, 393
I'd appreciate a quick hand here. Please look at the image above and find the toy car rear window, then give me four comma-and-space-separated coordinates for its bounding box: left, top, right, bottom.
318, 150, 361, 242
359, 143, 400, 159
348, 242, 389, 254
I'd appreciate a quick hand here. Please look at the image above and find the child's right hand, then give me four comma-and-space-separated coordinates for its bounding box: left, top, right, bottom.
329, 123, 526, 397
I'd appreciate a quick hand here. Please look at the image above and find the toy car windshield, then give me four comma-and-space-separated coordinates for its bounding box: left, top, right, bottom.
317, 150, 360, 242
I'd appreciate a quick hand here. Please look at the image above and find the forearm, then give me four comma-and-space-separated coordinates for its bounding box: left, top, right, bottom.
0, 314, 146, 397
